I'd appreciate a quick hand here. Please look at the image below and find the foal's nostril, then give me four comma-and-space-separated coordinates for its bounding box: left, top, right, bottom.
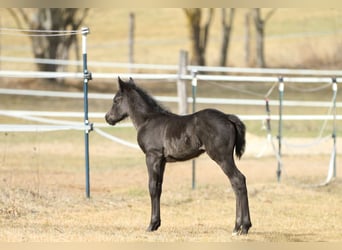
105, 113, 110, 123
105, 112, 116, 125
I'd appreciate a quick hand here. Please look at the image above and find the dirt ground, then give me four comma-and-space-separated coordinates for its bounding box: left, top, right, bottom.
0, 131, 341, 242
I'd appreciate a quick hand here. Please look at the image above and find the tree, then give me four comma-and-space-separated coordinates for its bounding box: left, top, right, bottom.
244, 10, 251, 66
252, 8, 276, 68
8, 8, 89, 80
183, 8, 214, 66
219, 8, 235, 66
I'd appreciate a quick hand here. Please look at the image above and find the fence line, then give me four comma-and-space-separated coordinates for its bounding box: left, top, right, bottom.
1, 110, 341, 123
0, 110, 104, 118
0, 70, 82, 79
0, 124, 88, 132
0, 28, 339, 187
2, 56, 342, 76
0, 67, 339, 185
93, 128, 140, 150
1, 70, 341, 83
0, 27, 82, 34
0, 87, 340, 108
0, 28, 82, 37
0, 56, 178, 71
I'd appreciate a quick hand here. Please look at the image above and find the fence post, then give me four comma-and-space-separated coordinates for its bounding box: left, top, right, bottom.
332, 78, 337, 178
129, 12, 135, 72
177, 50, 189, 115
191, 70, 198, 189
277, 77, 284, 182
82, 27, 92, 199
244, 11, 250, 66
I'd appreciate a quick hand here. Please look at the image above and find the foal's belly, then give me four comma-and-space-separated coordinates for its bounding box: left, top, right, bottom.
163, 134, 205, 162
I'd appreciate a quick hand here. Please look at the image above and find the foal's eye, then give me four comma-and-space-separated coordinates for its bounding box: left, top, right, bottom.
113, 96, 122, 104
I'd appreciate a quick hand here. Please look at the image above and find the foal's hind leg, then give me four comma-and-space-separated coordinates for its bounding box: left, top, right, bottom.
209, 152, 252, 235
224, 157, 251, 235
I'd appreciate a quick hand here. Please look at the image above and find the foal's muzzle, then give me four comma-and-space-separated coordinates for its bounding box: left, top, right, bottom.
105, 113, 116, 126
105, 112, 128, 126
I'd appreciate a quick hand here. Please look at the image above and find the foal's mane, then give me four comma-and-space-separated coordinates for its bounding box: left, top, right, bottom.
126, 81, 171, 115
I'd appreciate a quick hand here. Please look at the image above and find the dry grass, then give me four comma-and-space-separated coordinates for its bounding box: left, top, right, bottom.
0, 131, 341, 242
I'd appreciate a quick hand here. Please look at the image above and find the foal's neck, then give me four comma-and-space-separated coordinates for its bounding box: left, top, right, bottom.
127, 99, 159, 129
127, 88, 169, 129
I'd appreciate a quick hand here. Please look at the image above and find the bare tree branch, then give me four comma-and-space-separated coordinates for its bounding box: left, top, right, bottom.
6, 8, 26, 29
264, 8, 277, 23
74, 8, 89, 28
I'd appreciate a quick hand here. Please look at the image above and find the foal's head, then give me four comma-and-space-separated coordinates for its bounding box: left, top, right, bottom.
105, 77, 132, 126
105, 77, 169, 126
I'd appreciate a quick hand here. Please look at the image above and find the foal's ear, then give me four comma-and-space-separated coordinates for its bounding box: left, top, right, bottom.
118, 76, 135, 92
118, 76, 125, 91
128, 77, 136, 85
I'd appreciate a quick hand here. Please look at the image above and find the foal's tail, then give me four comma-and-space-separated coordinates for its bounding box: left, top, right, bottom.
228, 115, 246, 159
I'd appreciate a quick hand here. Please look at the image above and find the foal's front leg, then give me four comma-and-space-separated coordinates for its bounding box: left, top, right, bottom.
145, 153, 166, 231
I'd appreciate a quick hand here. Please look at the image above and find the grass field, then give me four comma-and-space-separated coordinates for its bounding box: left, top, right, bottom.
1, 82, 341, 242
0, 8, 342, 242
0, 86, 341, 241
0, 129, 341, 241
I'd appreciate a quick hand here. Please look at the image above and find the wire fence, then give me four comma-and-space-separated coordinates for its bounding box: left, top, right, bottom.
2, 55, 342, 77
0, 27, 339, 187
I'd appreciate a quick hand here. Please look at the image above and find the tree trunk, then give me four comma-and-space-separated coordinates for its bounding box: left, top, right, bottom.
219, 8, 234, 67
252, 8, 276, 68
253, 9, 265, 68
192, 21, 205, 66
184, 8, 213, 66
8, 8, 89, 82
256, 23, 265, 68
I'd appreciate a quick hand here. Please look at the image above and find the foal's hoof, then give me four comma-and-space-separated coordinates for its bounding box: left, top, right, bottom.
146, 221, 161, 232
232, 225, 250, 236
